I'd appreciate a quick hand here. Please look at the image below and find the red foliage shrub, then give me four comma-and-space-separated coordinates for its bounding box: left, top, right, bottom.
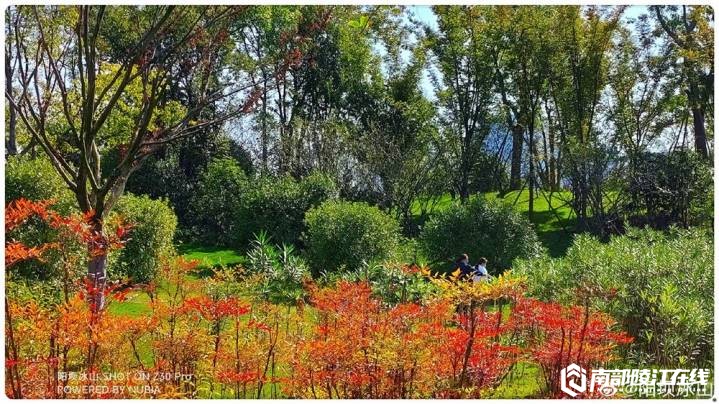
5, 200, 633, 399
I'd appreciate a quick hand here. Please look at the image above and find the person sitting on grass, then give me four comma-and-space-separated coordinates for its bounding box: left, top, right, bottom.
471, 257, 491, 283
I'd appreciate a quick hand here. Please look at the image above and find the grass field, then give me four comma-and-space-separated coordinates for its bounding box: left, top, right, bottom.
177, 243, 246, 269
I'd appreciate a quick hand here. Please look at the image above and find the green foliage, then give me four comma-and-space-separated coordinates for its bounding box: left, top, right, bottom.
420, 197, 544, 274
109, 194, 178, 283
628, 150, 713, 228
240, 172, 339, 248
191, 162, 338, 248
118, 133, 254, 233
245, 231, 310, 304
514, 227, 713, 367
5, 156, 75, 212
304, 200, 401, 275
190, 158, 250, 246
5, 156, 80, 281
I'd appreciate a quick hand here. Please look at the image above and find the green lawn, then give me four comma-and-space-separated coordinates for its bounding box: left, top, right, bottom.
107, 292, 153, 317
177, 243, 246, 269
490, 362, 543, 398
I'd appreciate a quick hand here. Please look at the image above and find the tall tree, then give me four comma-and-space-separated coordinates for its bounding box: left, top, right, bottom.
545, 6, 625, 229
427, 6, 495, 202
490, 6, 554, 217
651, 5, 713, 160
351, 49, 441, 232
5, 5, 295, 308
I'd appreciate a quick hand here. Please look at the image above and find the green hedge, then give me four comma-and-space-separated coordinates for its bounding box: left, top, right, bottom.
304, 200, 400, 275
109, 194, 178, 283
190, 158, 250, 246
191, 160, 338, 248
6, 156, 75, 211
514, 227, 713, 367
420, 197, 543, 274
241, 171, 338, 247
6, 156, 79, 280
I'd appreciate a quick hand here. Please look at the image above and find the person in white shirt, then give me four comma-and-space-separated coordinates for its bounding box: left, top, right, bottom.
471, 257, 490, 282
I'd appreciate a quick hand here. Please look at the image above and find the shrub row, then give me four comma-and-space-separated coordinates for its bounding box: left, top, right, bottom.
420, 198, 544, 273
190, 158, 338, 248
514, 227, 713, 367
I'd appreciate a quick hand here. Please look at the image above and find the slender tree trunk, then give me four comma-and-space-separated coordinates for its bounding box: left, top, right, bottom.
549, 135, 558, 191
459, 144, 471, 202
261, 85, 269, 174
509, 124, 524, 190
87, 220, 108, 312
5, 48, 17, 156
528, 125, 535, 221
690, 103, 708, 159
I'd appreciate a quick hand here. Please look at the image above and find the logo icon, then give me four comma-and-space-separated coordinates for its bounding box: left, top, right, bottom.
561, 363, 587, 397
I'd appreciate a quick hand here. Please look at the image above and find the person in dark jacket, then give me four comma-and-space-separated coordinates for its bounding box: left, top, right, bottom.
454, 253, 475, 281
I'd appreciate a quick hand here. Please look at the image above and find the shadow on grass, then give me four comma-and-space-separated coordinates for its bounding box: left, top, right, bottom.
536, 229, 575, 258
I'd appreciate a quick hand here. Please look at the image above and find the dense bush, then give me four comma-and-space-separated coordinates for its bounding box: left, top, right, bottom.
304, 200, 400, 275
6, 156, 75, 212
6, 157, 79, 280
514, 227, 713, 367
191, 163, 337, 248
108, 194, 178, 283
420, 197, 543, 274
190, 158, 250, 246
627, 150, 713, 228
241, 171, 338, 248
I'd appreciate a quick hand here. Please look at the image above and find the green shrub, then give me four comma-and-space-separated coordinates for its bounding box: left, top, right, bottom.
190, 158, 250, 246
514, 227, 713, 367
245, 232, 310, 304
241, 172, 339, 248
304, 200, 400, 275
109, 194, 178, 283
191, 162, 338, 249
419, 197, 543, 274
6, 156, 79, 280
5, 156, 75, 211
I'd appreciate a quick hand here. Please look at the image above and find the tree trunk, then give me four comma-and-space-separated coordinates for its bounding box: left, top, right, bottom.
87, 220, 108, 312
261, 86, 269, 174
685, 58, 709, 160
528, 126, 535, 221
459, 146, 471, 202
548, 127, 559, 191
690, 105, 708, 159
509, 124, 524, 190
5, 48, 17, 156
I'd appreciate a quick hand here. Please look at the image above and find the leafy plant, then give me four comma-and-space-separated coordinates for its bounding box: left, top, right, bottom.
246, 232, 310, 304
514, 227, 713, 367
108, 194, 178, 283
190, 158, 251, 246
420, 197, 544, 273
240, 172, 338, 248
304, 200, 401, 275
